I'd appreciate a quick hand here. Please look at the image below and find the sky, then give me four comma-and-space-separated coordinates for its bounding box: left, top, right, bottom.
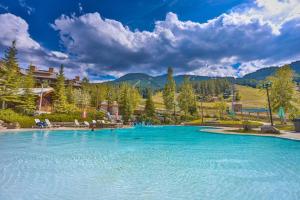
0, 0, 299, 81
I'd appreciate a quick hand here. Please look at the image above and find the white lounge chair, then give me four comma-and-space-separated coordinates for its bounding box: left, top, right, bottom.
74, 119, 85, 128
84, 121, 90, 127
45, 119, 60, 128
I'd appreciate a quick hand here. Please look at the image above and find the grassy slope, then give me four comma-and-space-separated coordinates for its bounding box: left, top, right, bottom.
235, 85, 267, 108
142, 85, 300, 111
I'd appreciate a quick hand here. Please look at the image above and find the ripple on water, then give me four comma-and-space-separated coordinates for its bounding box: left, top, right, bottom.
1, 126, 300, 200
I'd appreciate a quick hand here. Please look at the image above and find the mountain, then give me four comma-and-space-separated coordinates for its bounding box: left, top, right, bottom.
105, 60, 300, 89
242, 61, 300, 80
109, 73, 234, 90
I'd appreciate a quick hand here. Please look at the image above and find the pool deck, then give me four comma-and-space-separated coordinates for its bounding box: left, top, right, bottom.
0, 126, 133, 133
1, 125, 300, 141
202, 126, 300, 141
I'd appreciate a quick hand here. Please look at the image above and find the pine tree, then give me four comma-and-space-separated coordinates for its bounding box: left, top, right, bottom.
177, 76, 197, 117
118, 83, 141, 123
144, 89, 155, 118
119, 84, 133, 123
18, 66, 36, 114
53, 64, 68, 113
0, 40, 21, 109
66, 83, 75, 105
163, 67, 176, 112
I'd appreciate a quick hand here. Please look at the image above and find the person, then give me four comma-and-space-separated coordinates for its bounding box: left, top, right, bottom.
91, 123, 96, 131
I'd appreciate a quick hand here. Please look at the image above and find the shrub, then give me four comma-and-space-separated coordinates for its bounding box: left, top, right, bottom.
0, 109, 34, 128
39, 110, 105, 122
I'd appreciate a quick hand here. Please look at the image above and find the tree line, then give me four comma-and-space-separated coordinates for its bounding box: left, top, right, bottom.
1, 40, 298, 124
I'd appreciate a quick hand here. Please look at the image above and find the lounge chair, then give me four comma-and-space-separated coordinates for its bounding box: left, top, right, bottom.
84, 121, 90, 127
34, 119, 46, 128
45, 119, 60, 128
74, 119, 86, 128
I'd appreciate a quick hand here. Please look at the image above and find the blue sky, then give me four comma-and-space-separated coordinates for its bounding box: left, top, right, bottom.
0, 0, 299, 81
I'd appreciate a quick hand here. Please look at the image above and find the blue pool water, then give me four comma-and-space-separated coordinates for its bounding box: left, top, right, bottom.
1, 126, 300, 200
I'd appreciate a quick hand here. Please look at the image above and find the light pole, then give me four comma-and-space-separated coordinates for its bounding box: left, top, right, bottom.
263, 81, 273, 126
39, 83, 44, 112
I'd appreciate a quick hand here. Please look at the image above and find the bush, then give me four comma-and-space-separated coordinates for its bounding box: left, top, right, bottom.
39, 110, 105, 122
0, 109, 34, 128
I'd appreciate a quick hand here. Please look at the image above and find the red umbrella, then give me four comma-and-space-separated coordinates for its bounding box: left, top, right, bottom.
82, 109, 87, 119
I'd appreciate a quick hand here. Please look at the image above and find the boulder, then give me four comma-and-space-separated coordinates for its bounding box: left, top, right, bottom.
293, 119, 300, 132
6, 122, 20, 129
261, 125, 280, 134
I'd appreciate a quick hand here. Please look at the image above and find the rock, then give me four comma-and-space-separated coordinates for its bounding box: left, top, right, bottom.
293, 119, 300, 132
6, 122, 20, 129
261, 125, 280, 134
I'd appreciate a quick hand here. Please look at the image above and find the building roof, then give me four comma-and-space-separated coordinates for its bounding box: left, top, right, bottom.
20, 68, 58, 79
18, 87, 54, 95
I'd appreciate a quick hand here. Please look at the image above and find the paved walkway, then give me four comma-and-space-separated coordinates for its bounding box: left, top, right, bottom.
1, 126, 300, 141
202, 126, 300, 141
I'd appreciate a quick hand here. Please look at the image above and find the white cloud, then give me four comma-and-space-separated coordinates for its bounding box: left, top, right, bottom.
0, 13, 40, 50
51, 0, 300, 78
0, 3, 8, 11
50, 51, 69, 59
1, 0, 300, 81
0, 13, 78, 79
18, 0, 35, 15
78, 2, 83, 14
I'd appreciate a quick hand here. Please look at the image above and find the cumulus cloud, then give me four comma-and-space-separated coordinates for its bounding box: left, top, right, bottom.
1, 0, 300, 81
51, 0, 300, 78
0, 13, 76, 78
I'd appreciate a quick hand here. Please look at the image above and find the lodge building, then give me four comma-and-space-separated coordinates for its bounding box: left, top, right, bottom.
18, 65, 82, 113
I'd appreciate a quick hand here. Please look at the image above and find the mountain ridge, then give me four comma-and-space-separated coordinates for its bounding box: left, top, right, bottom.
105, 61, 300, 89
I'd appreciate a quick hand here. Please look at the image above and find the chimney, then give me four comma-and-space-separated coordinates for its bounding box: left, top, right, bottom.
75, 76, 80, 81
29, 65, 36, 72
48, 67, 54, 73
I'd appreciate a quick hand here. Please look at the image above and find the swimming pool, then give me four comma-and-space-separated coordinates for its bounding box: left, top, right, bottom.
1, 126, 300, 200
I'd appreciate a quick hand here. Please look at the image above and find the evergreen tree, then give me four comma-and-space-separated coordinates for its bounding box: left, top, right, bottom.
66, 83, 75, 105
53, 64, 68, 113
269, 65, 295, 113
18, 66, 36, 114
119, 83, 141, 123
119, 84, 133, 123
163, 67, 176, 112
177, 76, 197, 116
0, 40, 21, 109
144, 89, 155, 118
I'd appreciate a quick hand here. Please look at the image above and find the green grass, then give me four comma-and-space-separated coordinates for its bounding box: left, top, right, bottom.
235, 85, 267, 108
275, 124, 295, 131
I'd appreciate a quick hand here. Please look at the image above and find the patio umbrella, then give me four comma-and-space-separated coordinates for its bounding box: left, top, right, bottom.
82, 109, 87, 119
278, 107, 285, 123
